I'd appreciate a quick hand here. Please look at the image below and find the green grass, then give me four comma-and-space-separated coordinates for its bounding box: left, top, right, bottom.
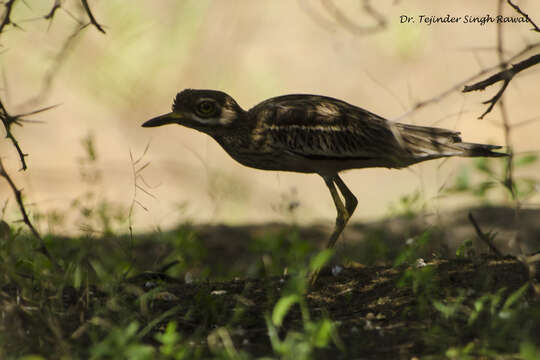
1, 137, 539, 359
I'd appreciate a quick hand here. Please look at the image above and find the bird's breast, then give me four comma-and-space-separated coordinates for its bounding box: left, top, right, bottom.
212, 134, 314, 173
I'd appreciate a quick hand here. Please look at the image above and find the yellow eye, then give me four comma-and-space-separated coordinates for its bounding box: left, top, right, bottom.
196, 100, 216, 117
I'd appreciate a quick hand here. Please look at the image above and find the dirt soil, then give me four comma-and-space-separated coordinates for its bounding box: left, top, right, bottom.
123, 256, 534, 359
2, 206, 539, 359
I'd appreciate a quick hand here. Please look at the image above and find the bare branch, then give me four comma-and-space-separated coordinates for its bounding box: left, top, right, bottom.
462, 53, 540, 119
0, 98, 57, 170
463, 54, 540, 92
495, 0, 516, 201
298, 0, 337, 33
507, 0, 540, 33
0, 159, 60, 270
463, 0, 539, 120
0, 0, 17, 35
361, 0, 386, 29
23, 23, 88, 107
16, 103, 61, 117
468, 212, 503, 258
394, 42, 540, 122
1, 98, 28, 170
512, 115, 540, 129
319, 0, 386, 35
81, 0, 105, 34
44, 0, 63, 21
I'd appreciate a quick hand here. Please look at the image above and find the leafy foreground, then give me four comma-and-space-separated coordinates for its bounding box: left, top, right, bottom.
1, 228, 539, 360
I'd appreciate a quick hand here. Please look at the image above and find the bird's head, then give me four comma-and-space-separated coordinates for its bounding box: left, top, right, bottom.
142, 89, 244, 132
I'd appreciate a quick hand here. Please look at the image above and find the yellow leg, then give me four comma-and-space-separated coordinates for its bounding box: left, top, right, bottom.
310, 174, 358, 286
334, 175, 358, 219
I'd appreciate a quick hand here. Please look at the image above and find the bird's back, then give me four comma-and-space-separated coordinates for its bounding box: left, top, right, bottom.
238, 94, 505, 174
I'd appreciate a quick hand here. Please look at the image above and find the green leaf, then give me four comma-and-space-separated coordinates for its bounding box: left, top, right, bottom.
272, 294, 301, 326
514, 154, 538, 167
515, 178, 537, 199
520, 341, 539, 360
502, 283, 528, 311
474, 158, 493, 175
433, 300, 454, 319
73, 265, 82, 289
139, 305, 182, 339
453, 167, 470, 192
309, 249, 333, 272
472, 181, 494, 197
311, 319, 334, 347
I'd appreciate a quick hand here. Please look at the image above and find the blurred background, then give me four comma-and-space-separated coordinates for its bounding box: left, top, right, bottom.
1, 0, 539, 234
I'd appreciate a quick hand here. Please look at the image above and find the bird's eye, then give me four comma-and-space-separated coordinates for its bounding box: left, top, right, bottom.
196, 100, 217, 117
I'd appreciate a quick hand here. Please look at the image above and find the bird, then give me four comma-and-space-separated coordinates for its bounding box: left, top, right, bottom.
142, 89, 507, 283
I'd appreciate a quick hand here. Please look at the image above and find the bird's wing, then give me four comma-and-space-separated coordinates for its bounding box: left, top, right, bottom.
248, 95, 408, 160
248, 95, 504, 168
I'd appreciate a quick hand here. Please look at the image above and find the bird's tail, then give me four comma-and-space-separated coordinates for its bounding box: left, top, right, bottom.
454, 142, 508, 158
394, 123, 508, 159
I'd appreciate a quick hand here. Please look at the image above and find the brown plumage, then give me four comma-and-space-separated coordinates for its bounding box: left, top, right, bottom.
143, 89, 507, 283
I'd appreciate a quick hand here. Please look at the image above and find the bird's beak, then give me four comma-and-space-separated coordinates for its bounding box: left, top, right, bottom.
142, 112, 180, 127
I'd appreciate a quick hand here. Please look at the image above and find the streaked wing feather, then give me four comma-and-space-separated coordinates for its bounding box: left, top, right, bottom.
249, 94, 401, 159
248, 94, 480, 165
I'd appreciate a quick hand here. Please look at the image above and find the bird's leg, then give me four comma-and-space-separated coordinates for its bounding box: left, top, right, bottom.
334, 175, 358, 220
310, 174, 356, 286
322, 175, 349, 250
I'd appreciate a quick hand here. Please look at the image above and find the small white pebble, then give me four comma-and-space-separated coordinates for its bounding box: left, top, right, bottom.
415, 258, 427, 268
184, 272, 194, 284
363, 319, 374, 330
498, 311, 511, 320
211, 290, 227, 296
406, 238, 415, 246
332, 265, 343, 276
144, 281, 156, 288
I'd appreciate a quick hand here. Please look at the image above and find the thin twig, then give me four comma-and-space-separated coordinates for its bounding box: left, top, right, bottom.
468, 212, 503, 257
507, 0, 540, 33
320, 0, 386, 35
0, 159, 61, 270
123, 144, 153, 278
462, 53, 540, 119
22, 23, 88, 107
0, 0, 17, 35
1, 98, 28, 170
512, 115, 540, 129
44, 0, 62, 21
361, 0, 386, 29
81, 0, 105, 34
394, 42, 540, 123
298, 0, 337, 33
0, 98, 58, 170
496, 0, 516, 203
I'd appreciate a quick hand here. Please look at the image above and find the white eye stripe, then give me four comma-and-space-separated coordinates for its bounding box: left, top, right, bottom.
192, 115, 235, 126
219, 107, 236, 125
192, 114, 221, 125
